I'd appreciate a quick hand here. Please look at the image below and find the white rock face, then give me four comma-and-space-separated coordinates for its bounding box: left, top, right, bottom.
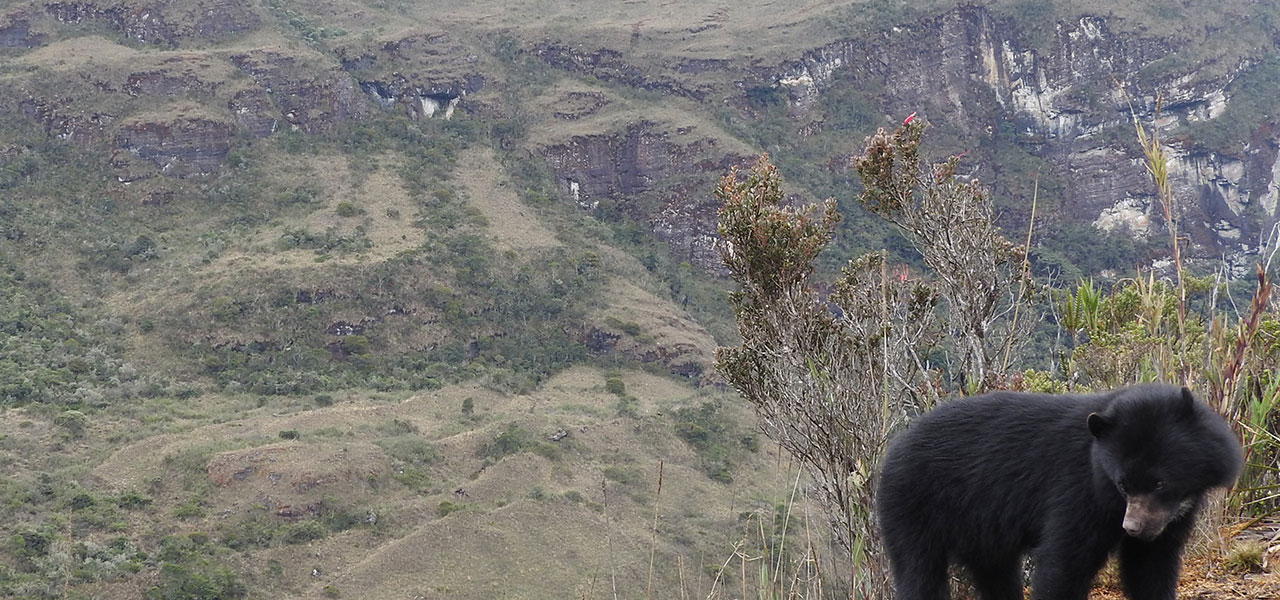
1264, 151, 1280, 218
759, 6, 1274, 271
1094, 195, 1152, 236
420, 96, 440, 118
777, 43, 852, 109
1166, 149, 1249, 218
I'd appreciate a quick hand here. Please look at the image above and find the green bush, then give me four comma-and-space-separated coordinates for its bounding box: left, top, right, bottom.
604, 376, 626, 396
602, 465, 642, 486
148, 561, 246, 600
478, 423, 533, 460
615, 395, 639, 418
53, 410, 89, 438
8, 527, 53, 562
436, 501, 461, 517
281, 520, 326, 545
66, 491, 97, 510
174, 497, 207, 519
672, 402, 740, 484
334, 201, 361, 217
339, 335, 370, 356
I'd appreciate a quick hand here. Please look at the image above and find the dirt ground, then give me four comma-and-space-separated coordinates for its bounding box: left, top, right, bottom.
1090, 521, 1280, 599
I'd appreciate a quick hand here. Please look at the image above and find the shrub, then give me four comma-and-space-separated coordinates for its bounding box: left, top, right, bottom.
436, 501, 461, 517
8, 527, 53, 562
602, 465, 642, 486
174, 500, 206, 519
53, 410, 89, 438
281, 520, 326, 544
530, 442, 561, 461
209, 296, 242, 322
335, 201, 361, 217
148, 561, 246, 600
672, 403, 740, 483
339, 336, 370, 356
66, 491, 97, 510
615, 395, 639, 418
477, 423, 532, 460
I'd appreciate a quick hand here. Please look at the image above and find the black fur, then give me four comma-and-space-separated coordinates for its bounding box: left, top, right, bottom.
876, 384, 1242, 600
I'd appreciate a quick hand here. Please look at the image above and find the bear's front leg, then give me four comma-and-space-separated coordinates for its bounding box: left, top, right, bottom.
1030, 539, 1111, 600
1118, 512, 1196, 600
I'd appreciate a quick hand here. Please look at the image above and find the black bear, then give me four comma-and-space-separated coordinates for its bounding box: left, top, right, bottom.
876, 384, 1242, 600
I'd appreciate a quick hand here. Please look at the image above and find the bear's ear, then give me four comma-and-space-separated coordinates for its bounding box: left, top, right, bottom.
1087, 413, 1111, 438
1177, 386, 1196, 418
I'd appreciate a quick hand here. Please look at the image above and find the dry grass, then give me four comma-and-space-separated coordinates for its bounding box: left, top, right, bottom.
9, 367, 801, 599
455, 146, 562, 251
199, 152, 422, 270
592, 278, 720, 377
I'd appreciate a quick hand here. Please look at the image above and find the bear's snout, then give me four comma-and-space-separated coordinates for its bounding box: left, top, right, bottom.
1122, 494, 1177, 540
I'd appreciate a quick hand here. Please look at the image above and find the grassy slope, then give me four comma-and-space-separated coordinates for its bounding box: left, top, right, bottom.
2, 367, 803, 599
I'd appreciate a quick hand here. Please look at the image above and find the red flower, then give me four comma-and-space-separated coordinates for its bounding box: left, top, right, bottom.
903, 112, 917, 124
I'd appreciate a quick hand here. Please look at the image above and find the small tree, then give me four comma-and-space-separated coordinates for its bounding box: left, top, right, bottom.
855, 118, 1033, 390
715, 156, 939, 597
716, 118, 1035, 596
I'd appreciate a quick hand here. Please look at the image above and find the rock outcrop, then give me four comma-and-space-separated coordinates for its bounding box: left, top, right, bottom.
0, 15, 44, 47
539, 121, 748, 271
44, 0, 260, 46
229, 50, 367, 134
334, 31, 485, 119
533, 41, 711, 101
113, 117, 232, 179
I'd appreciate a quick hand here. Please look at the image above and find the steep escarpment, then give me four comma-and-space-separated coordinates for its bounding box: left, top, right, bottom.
470, 4, 1277, 277
746, 6, 1280, 274
43, 0, 260, 46
3, 1, 1279, 315
9, 1, 1277, 276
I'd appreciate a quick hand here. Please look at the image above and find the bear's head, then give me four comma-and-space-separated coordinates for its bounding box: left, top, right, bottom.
1087, 385, 1242, 541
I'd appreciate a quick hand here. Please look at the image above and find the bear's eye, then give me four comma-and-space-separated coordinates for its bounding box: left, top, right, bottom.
1154, 479, 1165, 490
1117, 481, 1128, 494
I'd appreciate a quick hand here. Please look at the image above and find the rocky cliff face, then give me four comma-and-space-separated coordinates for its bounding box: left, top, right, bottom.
5, 1, 1279, 275
763, 6, 1278, 274
112, 117, 232, 179
229, 50, 368, 134
519, 6, 1278, 274
540, 120, 749, 271
334, 31, 486, 120
541, 121, 737, 207
44, 0, 259, 46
